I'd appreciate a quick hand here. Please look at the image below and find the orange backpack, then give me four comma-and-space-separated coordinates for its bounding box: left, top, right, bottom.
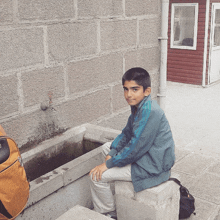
0, 132, 29, 220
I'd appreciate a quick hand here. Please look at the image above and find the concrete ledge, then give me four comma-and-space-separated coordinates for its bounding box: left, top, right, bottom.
115, 174, 180, 220
56, 205, 112, 220
26, 140, 104, 208
27, 169, 63, 207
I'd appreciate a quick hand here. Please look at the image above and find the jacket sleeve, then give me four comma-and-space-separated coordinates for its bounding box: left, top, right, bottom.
106, 102, 161, 168
108, 115, 133, 157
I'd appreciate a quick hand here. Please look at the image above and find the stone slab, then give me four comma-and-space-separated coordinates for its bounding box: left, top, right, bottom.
78, 0, 123, 18
0, 75, 19, 117
115, 179, 180, 220
186, 198, 219, 220
189, 173, 220, 205
55, 89, 111, 129
125, 0, 159, 16
47, 22, 97, 62
139, 17, 160, 46
0, 0, 13, 23
175, 147, 191, 163
116, 194, 156, 220
18, 0, 75, 21
67, 53, 123, 94
124, 47, 160, 73
0, 28, 44, 71
112, 84, 128, 111
56, 205, 111, 220
21, 66, 65, 107
172, 153, 213, 176
100, 20, 137, 51
207, 161, 220, 176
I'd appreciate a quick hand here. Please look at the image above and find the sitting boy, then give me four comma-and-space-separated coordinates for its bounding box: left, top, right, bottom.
89, 67, 175, 219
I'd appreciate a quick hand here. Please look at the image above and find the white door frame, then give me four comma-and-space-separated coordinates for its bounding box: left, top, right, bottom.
208, 3, 220, 84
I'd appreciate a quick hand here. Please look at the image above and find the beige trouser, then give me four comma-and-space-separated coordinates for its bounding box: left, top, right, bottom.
89, 142, 132, 214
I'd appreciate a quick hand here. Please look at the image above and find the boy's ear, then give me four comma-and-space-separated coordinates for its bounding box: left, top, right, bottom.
144, 87, 151, 96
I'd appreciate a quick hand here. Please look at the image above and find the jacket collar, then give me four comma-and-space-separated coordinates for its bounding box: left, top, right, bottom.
131, 95, 152, 115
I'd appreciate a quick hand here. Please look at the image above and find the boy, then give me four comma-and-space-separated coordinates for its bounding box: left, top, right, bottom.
89, 67, 175, 219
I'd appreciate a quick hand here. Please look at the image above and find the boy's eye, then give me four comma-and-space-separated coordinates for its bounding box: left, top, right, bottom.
133, 88, 138, 92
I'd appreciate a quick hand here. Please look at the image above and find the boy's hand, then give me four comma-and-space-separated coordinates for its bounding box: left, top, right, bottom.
89, 163, 108, 181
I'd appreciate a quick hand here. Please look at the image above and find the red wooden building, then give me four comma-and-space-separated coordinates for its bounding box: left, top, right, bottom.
167, 0, 220, 85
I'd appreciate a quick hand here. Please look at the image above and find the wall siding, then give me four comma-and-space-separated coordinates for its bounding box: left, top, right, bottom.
167, 0, 207, 85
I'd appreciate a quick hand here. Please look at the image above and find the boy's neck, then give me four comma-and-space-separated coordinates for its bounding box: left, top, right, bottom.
131, 95, 151, 115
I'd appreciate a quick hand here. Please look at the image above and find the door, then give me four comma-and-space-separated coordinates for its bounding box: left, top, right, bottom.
209, 3, 220, 83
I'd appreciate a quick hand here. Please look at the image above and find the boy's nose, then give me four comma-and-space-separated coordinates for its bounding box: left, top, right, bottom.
127, 90, 132, 97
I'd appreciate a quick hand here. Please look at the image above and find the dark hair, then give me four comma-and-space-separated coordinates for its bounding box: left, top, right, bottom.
122, 67, 151, 90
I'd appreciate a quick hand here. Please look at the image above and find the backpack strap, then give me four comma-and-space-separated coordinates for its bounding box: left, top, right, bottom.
168, 177, 182, 186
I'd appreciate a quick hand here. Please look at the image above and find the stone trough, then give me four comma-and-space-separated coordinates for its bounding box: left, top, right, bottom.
17, 123, 120, 220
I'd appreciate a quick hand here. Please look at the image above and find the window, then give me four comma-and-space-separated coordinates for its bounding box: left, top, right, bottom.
214, 9, 220, 47
171, 3, 199, 50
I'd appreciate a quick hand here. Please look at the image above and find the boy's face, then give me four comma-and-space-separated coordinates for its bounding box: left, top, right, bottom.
123, 80, 151, 107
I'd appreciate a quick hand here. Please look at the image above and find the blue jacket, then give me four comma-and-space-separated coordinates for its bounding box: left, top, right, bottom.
106, 95, 175, 192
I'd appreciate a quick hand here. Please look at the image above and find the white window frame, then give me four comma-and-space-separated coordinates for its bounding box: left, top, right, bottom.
211, 3, 220, 50
170, 3, 199, 50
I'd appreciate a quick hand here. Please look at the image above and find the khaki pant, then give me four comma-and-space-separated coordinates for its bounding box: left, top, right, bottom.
89, 142, 132, 214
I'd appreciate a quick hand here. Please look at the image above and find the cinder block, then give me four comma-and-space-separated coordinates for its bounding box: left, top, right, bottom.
0, 28, 44, 71
47, 22, 97, 62
115, 180, 180, 220
172, 153, 212, 176
116, 194, 156, 220
139, 18, 160, 46
0, 0, 13, 23
112, 84, 128, 112
124, 47, 160, 72
95, 109, 130, 131
125, 0, 159, 16
0, 75, 19, 118
67, 53, 123, 94
151, 72, 160, 99
100, 20, 137, 51
56, 205, 112, 220
18, 0, 75, 21
56, 89, 111, 129
78, 0, 123, 18
21, 66, 65, 107
84, 123, 121, 143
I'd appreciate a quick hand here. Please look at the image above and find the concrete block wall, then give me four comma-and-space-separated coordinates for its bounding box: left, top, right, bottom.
0, 0, 161, 148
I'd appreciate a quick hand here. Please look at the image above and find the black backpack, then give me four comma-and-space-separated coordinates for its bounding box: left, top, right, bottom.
169, 178, 195, 219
